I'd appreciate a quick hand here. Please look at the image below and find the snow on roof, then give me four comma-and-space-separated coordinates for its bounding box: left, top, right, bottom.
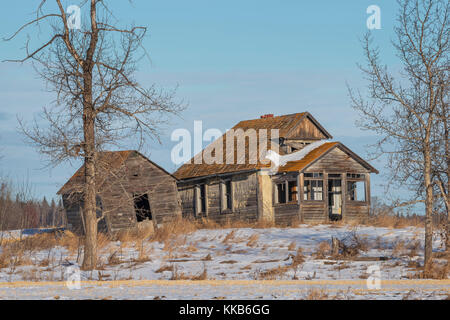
265, 140, 329, 174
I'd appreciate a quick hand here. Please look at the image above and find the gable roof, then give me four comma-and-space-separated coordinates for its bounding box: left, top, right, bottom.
278, 142, 379, 174
174, 112, 335, 180
233, 112, 332, 139
57, 150, 176, 195
175, 139, 378, 181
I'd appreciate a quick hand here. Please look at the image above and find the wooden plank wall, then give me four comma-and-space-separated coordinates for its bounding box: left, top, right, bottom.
62, 152, 182, 233
306, 148, 370, 173
179, 187, 195, 218
62, 194, 85, 234
177, 172, 259, 223
289, 117, 328, 140
103, 153, 182, 228
302, 201, 326, 223
274, 203, 299, 225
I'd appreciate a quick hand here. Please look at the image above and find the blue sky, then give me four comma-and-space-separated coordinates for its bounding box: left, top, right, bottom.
0, 1, 403, 202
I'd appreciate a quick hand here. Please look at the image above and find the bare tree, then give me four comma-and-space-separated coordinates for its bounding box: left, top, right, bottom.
349, 0, 449, 267
433, 71, 449, 251
4, 1, 184, 270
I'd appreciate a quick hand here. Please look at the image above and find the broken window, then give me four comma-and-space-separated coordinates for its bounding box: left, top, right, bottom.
221, 180, 233, 211
328, 173, 341, 178
304, 172, 323, 178
276, 183, 286, 204
288, 180, 297, 202
197, 184, 207, 214
347, 180, 366, 202
347, 173, 365, 179
304, 180, 323, 201
133, 194, 152, 222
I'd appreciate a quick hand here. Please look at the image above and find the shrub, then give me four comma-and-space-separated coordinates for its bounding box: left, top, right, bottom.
313, 241, 331, 259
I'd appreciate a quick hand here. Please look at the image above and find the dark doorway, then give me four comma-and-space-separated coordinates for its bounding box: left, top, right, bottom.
328, 179, 342, 221
133, 194, 152, 222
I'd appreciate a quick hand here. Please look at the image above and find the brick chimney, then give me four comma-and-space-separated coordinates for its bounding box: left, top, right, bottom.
260, 114, 274, 119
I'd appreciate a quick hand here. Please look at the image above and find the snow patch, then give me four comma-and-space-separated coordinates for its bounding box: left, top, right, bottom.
265, 140, 329, 173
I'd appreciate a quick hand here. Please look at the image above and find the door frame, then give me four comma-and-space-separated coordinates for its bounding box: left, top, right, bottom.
328, 175, 343, 220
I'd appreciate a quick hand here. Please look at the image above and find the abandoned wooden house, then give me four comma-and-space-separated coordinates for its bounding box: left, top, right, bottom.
57, 150, 182, 234
174, 112, 378, 225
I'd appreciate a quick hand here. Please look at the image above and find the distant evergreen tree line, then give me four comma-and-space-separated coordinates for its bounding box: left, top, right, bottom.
0, 182, 66, 231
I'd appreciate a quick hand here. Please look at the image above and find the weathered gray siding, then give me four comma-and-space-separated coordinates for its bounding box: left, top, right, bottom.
177, 172, 259, 223
62, 151, 182, 234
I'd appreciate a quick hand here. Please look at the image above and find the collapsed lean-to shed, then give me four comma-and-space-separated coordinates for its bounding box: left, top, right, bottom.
174, 112, 378, 225
57, 150, 181, 234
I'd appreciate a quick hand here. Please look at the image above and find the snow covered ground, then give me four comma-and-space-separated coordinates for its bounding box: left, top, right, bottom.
0, 279, 448, 300
0, 224, 448, 299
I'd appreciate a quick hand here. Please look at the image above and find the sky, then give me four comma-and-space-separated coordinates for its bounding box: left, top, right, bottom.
0, 1, 405, 204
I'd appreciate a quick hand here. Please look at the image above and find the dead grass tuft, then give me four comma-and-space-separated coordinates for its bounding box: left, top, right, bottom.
254, 265, 289, 280
107, 250, 123, 266
291, 248, 305, 268
366, 214, 423, 229
305, 288, 329, 300
186, 243, 198, 252
415, 260, 450, 279
202, 253, 213, 261
246, 234, 259, 247
222, 230, 236, 244
155, 264, 174, 273
133, 240, 151, 263
191, 264, 208, 280
170, 265, 189, 280
115, 221, 155, 243
392, 240, 406, 257
287, 241, 296, 251
151, 217, 197, 244
335, 231, 369, 259
313, 241, 331, 259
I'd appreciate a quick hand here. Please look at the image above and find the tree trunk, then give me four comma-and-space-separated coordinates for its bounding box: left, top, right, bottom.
81, 72, 98, 270
424, 149, 433, 267
445, 113, 450, 253
82, 151, 97, 270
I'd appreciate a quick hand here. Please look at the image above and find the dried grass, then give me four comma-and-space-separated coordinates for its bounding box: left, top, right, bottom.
287, 241, 296, 251
115, 221, 155, 243
366, 214, 424, 229
313, 241, 331, 259
155, 264, 174, 273
254, 265, 289, 280
202, 253, 212, 261
335, 231, 369, 259
415, 260, 450, 279
246, 234, 259, 247
191, 264, 208, 280
222, 230, 236, 244
305, 288, 329, 300
290, 248, 305, 268
151, 217, 197, 243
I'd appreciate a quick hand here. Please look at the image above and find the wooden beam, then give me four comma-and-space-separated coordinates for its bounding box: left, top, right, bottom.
204, 184, 209, 217
342, 173, 347, 221
323, 172, 329, 222
299, 172, 304, 223
194, 186, 199, 217
365, 173, 371, 217
285, 180, 289, 204
219, 180, 223, 213
296, 173, 301, 222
